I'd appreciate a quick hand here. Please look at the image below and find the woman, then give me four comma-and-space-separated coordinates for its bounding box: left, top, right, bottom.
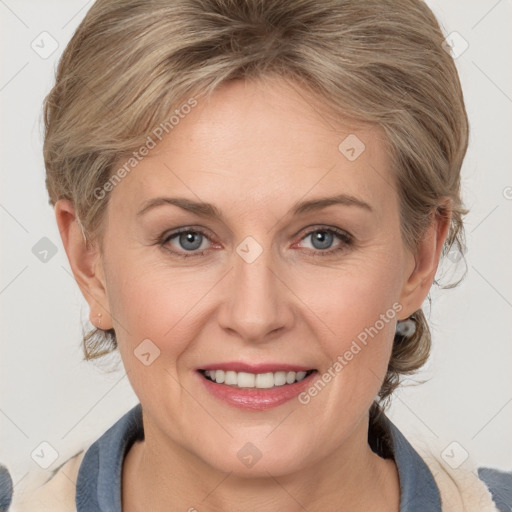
6, 0, 511, 510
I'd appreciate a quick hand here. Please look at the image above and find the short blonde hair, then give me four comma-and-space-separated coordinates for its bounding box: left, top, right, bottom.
43, 0, 469, 408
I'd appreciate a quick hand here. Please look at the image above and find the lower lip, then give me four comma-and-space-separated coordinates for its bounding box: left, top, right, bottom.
196, 370, 317, 410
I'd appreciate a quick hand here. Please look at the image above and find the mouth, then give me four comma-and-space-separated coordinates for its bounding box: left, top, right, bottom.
199, 369, 316, 388
195, 365, 318, 410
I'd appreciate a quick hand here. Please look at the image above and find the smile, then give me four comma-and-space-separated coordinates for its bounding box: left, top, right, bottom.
201, 369, 315, 389
196, 365, 319, 410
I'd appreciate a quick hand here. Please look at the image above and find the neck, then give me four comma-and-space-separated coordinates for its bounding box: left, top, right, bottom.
122, 412, 400, 512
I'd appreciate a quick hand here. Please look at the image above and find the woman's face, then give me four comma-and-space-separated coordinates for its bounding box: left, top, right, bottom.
88, 78, 423, 476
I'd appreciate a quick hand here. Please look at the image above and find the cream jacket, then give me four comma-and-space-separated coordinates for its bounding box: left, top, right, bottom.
10, 440, 503, 512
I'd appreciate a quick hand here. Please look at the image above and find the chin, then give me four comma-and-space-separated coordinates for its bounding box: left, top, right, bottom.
193, 433, 314, 478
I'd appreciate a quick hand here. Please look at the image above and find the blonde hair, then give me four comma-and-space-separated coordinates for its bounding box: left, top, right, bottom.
43, 0, 469, 408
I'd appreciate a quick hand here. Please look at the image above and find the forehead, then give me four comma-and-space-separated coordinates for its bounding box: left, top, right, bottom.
110, 78, 395, 219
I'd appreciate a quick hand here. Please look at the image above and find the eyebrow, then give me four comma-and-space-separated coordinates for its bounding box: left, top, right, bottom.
136, 193, 373, 219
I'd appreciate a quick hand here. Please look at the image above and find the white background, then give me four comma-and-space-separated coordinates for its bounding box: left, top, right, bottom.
1, 0, 511, 493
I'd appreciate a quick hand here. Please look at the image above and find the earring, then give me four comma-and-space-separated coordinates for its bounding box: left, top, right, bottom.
96, 313, 102, 329
396, 317, 416, 337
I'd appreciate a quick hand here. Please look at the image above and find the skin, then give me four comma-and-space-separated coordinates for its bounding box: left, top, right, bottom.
55, 77, 451, 511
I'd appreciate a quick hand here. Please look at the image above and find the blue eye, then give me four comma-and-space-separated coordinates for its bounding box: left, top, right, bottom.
158, 226, 353, 259
175, 231, 205, 251
298, 228, 352, 255
162, 229, 211, 256
309, 230, 335, 250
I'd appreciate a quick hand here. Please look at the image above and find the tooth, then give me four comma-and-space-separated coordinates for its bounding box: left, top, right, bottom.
295, 371, 307, 382
274, 371, 287, 386
255, 372, 274, 389
225, 371, 237, 385
286, 371, 296, 384
204, 369, 313, 387
237, 372, 255, 388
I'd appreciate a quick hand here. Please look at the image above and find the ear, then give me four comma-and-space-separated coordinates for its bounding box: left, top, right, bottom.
398, 200, 452, 319
54, 199, 113, 329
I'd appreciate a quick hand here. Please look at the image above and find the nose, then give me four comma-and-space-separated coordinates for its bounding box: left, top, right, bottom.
217, 242, 295, 343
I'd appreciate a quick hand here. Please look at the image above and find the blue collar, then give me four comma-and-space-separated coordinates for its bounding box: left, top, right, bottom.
75, 403, 441, 511
376, 411, 442, 511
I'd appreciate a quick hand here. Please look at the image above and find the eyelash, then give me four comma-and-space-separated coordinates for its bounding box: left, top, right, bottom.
157, 226, 353, 259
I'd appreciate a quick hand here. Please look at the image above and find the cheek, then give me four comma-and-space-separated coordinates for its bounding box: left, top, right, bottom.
105, 260, 219, 363
104, 268, 204, 411
293, 250, 403, 341
291, 251, 403, 396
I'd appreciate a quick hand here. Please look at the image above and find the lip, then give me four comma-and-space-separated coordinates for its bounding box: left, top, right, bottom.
195, 367, 318, 411
199, 362, 313, 373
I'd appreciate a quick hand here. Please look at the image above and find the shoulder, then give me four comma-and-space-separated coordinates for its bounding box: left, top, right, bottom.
406, 432, 511, 512
9, 450, 86, 512
478, 467, 512, 512
9, 404, 143, 512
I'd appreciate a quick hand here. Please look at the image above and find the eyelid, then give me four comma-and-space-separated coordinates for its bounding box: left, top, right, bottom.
162, 226, 214, 241
158, 224, 353, 258
293, 225, 353, 253
295, 224, 352, 243
156, 226, 217, 258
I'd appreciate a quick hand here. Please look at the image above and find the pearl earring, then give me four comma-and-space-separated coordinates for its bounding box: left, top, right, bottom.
396, 317, 416, 337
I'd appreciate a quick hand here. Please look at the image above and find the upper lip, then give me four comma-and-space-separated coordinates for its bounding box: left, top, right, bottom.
198, 362, 315, 373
